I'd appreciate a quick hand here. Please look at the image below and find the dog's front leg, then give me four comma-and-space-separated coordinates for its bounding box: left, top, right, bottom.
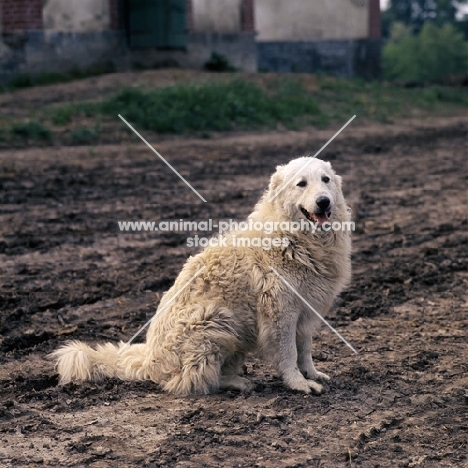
273, 314, 324, 395
296, 333, 330, 382
296, 316, 330, 382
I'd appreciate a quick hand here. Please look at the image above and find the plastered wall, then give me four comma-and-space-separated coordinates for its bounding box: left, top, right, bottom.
43, 0, 111, 32
192, 0, 242, 33
255, 0, 369, 41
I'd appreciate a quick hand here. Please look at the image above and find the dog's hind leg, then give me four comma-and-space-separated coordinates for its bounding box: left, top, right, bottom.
158, 303, 247, 395
162, 346, 222, 395
219, 352, 254, 392
221, 352, 246, 376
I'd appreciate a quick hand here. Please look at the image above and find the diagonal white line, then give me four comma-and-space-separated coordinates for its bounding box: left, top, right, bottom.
269, 115, 356, 202
118, 266, 206, 354
270, 267, 358, 354
118, 114, 207, 203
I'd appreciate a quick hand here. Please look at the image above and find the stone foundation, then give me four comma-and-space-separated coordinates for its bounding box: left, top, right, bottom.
257, 39, 381, 79
0, 30, 257, 83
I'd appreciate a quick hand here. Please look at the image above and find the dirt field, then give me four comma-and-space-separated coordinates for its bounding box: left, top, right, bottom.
0, 78, 467, 467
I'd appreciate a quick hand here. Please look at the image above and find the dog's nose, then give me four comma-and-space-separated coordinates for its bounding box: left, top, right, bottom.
316, 196, 330, 211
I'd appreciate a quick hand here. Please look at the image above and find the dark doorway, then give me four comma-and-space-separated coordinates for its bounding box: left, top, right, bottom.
124, 0, 187, 49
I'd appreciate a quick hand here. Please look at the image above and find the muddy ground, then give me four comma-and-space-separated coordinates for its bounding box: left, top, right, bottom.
0, 78, 467, 467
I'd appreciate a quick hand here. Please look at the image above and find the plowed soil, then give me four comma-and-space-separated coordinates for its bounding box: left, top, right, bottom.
0, 82, 467, 468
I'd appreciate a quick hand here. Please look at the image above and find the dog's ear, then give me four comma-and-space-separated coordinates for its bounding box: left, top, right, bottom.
334, 174, 342, 190
268, 165, 285, 193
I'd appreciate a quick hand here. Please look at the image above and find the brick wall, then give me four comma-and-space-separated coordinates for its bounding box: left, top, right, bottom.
369, 0, 381, 39
109, 0, 121, 30
1, 0, 43, 31
241, 0, 254, 32
187, 0, 194, 32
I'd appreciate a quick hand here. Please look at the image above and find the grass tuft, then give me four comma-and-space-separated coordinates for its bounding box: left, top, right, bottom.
69, 125, 100, 145
10, 121, 52, 142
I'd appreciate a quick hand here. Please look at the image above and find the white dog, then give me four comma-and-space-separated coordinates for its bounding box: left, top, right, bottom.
52, 157, 352, 395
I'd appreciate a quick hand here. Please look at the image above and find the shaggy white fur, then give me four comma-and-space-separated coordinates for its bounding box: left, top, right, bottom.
52, 157, 352, 395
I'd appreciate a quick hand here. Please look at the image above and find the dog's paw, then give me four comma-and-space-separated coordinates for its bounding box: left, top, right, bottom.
299, 365, 331, 382
238, 377, 255, 393
315, 371, 331, 382
220, 375, 254, 393
287, 378, 323, 395
306, 380, 323, 394
288, 379, 312, 394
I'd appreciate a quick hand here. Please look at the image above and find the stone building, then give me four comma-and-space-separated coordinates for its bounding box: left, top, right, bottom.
0, 0, 380, 83
256, 0, 381, 78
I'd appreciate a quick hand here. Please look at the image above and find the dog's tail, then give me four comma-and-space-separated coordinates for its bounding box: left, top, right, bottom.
51, 340, 151, 384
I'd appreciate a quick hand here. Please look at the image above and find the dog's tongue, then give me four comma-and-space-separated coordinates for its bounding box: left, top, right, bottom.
313, 212, 329, 226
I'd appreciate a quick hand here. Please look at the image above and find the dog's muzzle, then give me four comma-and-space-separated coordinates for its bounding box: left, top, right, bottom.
301, 196, 332, 226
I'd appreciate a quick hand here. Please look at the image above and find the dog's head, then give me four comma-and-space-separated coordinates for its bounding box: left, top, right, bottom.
268, 157, 346, 226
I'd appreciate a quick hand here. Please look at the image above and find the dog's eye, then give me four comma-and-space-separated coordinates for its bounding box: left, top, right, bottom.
296, 180, 307, 187
322, 176, 330, 183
